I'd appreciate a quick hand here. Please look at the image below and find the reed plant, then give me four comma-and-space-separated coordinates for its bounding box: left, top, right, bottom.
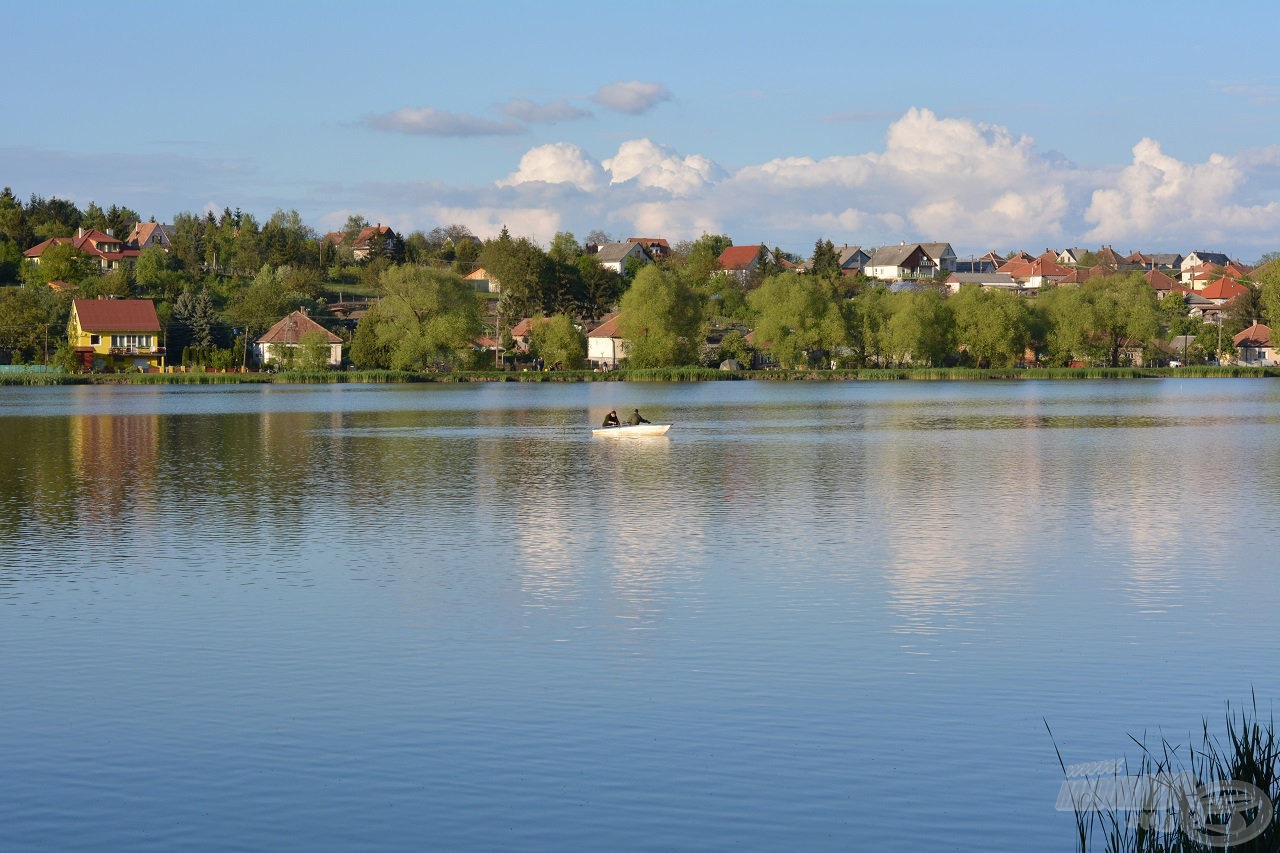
1052, 696, 1280, 851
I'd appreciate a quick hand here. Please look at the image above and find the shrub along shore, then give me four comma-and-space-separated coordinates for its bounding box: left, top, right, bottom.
3, 365, 1279, 387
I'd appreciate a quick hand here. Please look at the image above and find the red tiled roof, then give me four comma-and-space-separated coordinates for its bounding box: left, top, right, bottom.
1145, 270, 1178, 290
352, 224, 395, 248
627, 237, 670, 249
257, 310, 342, 344
587, 314, 624, 339
718, 244, 765, 271
1233, 323, 1272, 348
1199, 278, 1248, 301
73, 299, 161, 332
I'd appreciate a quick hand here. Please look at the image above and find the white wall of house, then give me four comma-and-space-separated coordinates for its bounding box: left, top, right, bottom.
588, 336, 627, 367
255, 341, 342, 367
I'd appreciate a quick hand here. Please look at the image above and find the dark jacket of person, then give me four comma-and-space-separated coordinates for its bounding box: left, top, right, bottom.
628, 409, 650, 426
602, 410, 620, 427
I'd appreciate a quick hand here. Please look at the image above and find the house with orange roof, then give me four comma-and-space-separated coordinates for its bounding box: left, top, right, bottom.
125, 221, 173, 252
351, 224, 402, 261
995, 256, 1071, 289
464, 267, 499, 293
1234, 323, 1275, 366
26, 228, 140, 272
254, 310, 343, 367
586, 314, 627, 369
1198, 277, 1249, 304
68, 298, 165, 371
717, 244, 772, 282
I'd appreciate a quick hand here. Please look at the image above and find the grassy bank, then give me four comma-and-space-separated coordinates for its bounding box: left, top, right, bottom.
3, 365, 1278, 387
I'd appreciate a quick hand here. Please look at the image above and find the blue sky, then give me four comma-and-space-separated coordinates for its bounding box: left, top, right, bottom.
5, 0, 1280, 259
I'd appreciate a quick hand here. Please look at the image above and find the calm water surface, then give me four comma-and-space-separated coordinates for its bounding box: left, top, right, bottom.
2, 379, 1279, 850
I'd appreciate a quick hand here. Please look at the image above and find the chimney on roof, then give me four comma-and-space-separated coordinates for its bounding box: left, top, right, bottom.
78, 227, 85, 238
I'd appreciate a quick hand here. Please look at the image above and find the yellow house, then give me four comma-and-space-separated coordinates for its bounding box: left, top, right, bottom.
68, 298, 166, 372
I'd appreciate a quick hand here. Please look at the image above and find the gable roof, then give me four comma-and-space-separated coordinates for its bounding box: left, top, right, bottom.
947, 272, 1019, 288
836, 245, 868, 268
463, 268, 490, 281
594, 241, 644, 264
1233, 323, 1272, 348
626, 237, 669, 250
718, 244, 767, 271
256, 310, 342, 345
587, 314, 624, 339
352, 224, 397, 249
1150, 253, 1183, 266
1187, 251, 1231, 267
73, 298, 161, 332
1144, 270, 1179, 291
918, 242, 955, 261
127, 221, 172, 247
867, 244, 923, 268
1199, 277, 1248, 301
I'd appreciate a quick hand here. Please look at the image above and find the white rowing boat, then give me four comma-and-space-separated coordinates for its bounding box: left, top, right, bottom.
592, 423, 671, 438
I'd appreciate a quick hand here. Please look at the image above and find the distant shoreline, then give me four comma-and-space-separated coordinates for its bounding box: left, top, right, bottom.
3, 365, 1278, 387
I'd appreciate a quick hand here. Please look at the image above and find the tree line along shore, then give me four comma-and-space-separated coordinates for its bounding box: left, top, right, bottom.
2, 189, 1279, 374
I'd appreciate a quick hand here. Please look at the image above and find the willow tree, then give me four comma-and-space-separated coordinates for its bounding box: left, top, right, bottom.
747, 272, 845, 368
350, 266, 482, 370
618, 266, 704, 367
949, 285, 1031, 367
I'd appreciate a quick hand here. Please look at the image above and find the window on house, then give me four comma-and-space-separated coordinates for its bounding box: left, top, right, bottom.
90, 335, 100, 345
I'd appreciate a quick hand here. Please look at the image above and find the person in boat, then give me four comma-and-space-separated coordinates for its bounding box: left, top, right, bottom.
602, 410, 620, 427
628, 409, 651, 426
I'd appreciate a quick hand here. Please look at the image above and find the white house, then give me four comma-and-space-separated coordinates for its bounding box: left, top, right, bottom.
255, 310, 343, 367
918, 242, 958, 274
592, 241, 650, 274
1234, 323, 1276, 366
865, 244, 935, 280
587, 314, 627, 368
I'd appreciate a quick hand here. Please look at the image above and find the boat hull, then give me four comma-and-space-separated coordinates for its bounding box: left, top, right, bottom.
592, 424, 671, 437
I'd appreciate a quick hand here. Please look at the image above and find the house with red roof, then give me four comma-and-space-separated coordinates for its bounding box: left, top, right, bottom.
351, 224, 402, 261
255, 310, 343, 367
1234, 323, 1275, 366
26, 228, 140, 272
1144, 269, 1180, 295
125, 221, 173, 252
68, 298, 165, 371
1198, 277, 1248, 304
995, 256, 1071, 289
717, 244, 772, 282
586, 314, 627, 369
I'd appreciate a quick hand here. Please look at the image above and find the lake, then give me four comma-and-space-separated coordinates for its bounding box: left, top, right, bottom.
2, 379, 1278, 850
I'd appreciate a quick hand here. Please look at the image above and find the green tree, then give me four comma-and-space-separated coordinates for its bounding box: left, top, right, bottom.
618, 266, 705, 367
577, 256, 623, 318
21, 242, 97, 287
747, 272, 845, 367
0, 187, 32, 246
0, 284, 62, 363
1255, 261, 1280, 328
949, 285, 1031, 367
527, 314, 587, 369
350, 266, 482, 370
172, 289, 220, 357
548, 231, 582, 264
884, 290, 954, 366
481, 234, 553, 325
298, 329, 333, 370
0, 240, 24, 284
809, 239, 841, 281
849, 286, 894, 367
1082, 274, 1159, 366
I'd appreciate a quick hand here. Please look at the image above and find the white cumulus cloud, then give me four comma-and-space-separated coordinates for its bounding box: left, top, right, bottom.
498, 142, 604, 190
1085, 138, 1280, 244
603, 139, 720, 196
